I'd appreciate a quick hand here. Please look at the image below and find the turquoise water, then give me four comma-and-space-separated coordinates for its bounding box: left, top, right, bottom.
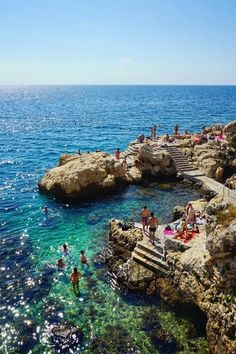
1, 85, 236, 353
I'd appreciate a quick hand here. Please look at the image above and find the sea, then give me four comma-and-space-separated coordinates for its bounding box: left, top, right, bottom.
1, 85, 236, 354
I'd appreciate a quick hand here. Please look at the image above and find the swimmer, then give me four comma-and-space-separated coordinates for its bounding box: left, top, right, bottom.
80, 250, 88, 265
43, 206, 48, 213
62, 243, 69, 255
57, 258, 66, 270
70, 267, 82, 293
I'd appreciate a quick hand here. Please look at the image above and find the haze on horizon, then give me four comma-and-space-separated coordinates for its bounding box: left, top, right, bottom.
0, 0, 235, 85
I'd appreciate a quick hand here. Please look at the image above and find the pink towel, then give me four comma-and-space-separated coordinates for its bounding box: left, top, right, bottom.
163, 229, 174, 236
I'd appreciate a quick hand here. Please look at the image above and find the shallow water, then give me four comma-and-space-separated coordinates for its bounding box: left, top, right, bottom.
1, 85, 236, 353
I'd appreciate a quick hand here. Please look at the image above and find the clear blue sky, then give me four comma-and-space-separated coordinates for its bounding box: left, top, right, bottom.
0, 0, 235, 84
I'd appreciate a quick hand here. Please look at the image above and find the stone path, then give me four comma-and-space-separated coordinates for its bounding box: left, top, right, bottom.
166, 145, 236, 204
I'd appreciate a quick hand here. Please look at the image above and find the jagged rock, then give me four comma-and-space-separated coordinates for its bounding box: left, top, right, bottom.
226, 174, 236, 189
38, 152, 127, 199
172, 205, 185, 221
126, 166, 142, 182
224, 120, 236, 147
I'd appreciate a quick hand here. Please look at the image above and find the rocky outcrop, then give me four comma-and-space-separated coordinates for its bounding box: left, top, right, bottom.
223, 120, 236, 147
123, 141, 176, 177
104, 198, 236, 353
38, 152, 128, 199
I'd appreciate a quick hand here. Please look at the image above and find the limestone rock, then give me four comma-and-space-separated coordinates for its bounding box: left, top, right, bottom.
224, 120, 236, 146
38, 152, 127, 199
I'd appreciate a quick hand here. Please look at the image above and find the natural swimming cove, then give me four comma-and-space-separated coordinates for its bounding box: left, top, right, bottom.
1, 85, 236, 353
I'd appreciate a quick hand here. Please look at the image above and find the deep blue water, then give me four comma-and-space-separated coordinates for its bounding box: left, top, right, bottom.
1, 85, 236, 353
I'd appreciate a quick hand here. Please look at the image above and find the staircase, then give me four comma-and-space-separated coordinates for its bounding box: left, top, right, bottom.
132, 235, 169, 276
166, 145, 199, 173
123, 143, 142, 157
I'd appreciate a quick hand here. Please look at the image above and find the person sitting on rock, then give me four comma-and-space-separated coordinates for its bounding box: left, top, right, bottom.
148, 212, 158, 245
70, 267, 82, 293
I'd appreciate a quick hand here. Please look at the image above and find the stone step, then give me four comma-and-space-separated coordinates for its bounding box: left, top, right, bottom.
134, 248, 169, 269
136, 241, 165, 260
176, 165, 196, 170
132, 252, 169, 276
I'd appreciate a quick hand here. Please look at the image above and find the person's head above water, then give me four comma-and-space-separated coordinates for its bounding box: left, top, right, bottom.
63, 244, 68, 251
144, 206, 147, 209
73, 267, 78, 273
80, 250, 85, 255
150, 212, 154, 217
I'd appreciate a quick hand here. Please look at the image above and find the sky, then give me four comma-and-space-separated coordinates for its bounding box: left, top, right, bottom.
0, 0, 236, 85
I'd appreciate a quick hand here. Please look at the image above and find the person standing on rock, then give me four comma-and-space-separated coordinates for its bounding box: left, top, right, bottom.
174, 124, 179, 135
141, 206, 150, 233
186, 203, 196, 225
115, 148, 121, 159
148, 212, 158, 244
153, 125, 157, 140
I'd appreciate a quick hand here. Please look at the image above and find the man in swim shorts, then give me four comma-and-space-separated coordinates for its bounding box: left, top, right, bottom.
141, 206, 150, 233
148, 212, 158, 245
70, 267, 82, 293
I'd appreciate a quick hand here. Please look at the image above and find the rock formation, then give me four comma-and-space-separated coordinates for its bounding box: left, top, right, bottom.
38, 152, 128, 199
103, 196, 236, 353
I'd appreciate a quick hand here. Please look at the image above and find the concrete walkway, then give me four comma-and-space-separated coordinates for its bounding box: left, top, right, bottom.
164, 144, 236, 204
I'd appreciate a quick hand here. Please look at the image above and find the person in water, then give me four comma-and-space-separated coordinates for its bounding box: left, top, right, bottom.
63, 243, 69, 255
115, 148, 121, 159
43, 206, 48, 213
70, 267, 82, 293
57, 258, 66, 270
80, 250, 88, 265
148, 212, 158, 244
141, 206, 150, 233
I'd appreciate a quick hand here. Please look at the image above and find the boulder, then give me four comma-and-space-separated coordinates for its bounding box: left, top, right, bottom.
38, 152, 127, 199
223, 120, 236, 146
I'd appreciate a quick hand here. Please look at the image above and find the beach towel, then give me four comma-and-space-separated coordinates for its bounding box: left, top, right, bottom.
174, 230, 198, 243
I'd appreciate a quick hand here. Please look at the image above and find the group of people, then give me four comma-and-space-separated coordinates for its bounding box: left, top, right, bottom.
56, 244, 89, 293
140, 206, 158, 244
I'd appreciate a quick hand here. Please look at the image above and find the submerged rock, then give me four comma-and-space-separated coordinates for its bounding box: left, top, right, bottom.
50, 323, 83, 352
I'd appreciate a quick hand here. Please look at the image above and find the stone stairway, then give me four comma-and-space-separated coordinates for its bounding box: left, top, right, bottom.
132, 230, 169, 276
166, 145, 200, 173
123, 143, 141, 157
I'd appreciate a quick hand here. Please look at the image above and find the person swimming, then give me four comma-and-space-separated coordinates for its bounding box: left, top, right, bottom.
62, 243, 69, 255
43, 206, 48, 213
80, 250, 88, 265
70, 267, 82, 293
57, 258, 66, 270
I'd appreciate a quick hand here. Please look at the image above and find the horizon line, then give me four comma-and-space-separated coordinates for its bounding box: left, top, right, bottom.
0, 83, 236, 86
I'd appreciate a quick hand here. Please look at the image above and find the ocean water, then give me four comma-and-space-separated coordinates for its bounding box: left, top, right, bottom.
1, 85, 236, 353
